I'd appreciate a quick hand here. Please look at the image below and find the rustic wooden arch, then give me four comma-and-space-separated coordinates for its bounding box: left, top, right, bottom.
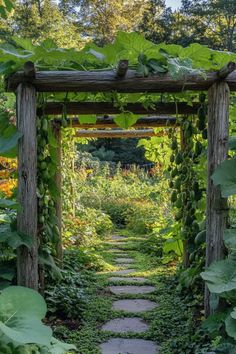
8, 61, 234, 316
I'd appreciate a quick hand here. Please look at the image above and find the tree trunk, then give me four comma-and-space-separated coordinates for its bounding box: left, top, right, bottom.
16, 83, 38, 290
205, 81, 229, 316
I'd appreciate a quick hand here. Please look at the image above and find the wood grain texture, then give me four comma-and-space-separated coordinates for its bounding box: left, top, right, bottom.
16, 83, 38, 290
205, 81, 229, 316
39, 102, 199, 116
7, 70, 236, 92
74, 129, 164, 138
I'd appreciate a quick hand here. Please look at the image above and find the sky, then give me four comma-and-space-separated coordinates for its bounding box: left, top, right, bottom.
165, 0, 182, 10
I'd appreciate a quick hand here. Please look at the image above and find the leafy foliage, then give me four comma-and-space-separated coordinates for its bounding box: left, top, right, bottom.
0, 286, 75, 353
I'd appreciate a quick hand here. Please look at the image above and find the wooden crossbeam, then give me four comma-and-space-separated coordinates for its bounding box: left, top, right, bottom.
39, 102, 199, 116
54, 116, 177, 128
7, 68, 236, 93
74, 129, 164, 138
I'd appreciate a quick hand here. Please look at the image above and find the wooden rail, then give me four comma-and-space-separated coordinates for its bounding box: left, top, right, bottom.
39, 102, 199, 116
74, 129, 163, 138
7, 68, 236, 93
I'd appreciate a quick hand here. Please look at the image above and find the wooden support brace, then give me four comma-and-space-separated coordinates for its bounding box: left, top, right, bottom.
16, 83, 38, 290
205, 81, 229, 316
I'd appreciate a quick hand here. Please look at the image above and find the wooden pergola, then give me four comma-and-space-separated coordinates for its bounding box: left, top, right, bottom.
8, 60, 234, 316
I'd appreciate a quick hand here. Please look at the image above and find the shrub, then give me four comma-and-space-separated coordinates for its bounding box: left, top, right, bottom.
45, 271, 88, 320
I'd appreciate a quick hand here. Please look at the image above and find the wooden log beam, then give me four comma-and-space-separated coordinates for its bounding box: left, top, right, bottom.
7, 69, 236, 93
205, 81, 229, 316
39, 102, 199, 116
54, 116, 177, 128
116, 60, 129, 78
74, 129, 163, 138
16, 83, 38, 290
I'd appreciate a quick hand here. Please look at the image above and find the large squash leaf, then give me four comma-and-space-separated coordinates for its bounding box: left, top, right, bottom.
0, 131, 22, 158
224, 229, 236, 251
201, 259, 236, 294
212, 158, 236, 197
163, 238, 183, 256
0, 286, 52, 345
225, 313, 236, 340
114, 112, 139, 129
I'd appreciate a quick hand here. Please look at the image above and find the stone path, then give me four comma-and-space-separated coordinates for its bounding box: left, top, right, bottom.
99, 234, 160, 354
108, 276, 148, 283
115, 257, 134, 263
109, 285, 156, 295
112, 299, 158, 312
100, 338, 160, 354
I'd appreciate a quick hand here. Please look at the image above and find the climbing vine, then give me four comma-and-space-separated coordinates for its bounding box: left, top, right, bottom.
37, 112, 60, 282
167, 94, 207, 273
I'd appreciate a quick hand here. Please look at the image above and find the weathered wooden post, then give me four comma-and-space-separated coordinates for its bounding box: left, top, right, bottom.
54, 124, 63, 263
16, 63, 38, 289
205, 78, 230, 316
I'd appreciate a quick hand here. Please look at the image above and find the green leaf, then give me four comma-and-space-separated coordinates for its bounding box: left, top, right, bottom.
229, 137, 236, 151
212, 158, 236, 197
78, 115, 97, 125
167, 57, 204, 80
0, 199, 19, 209
0, 131, 22, 157
3, 0, 14, 12
49, 338, 76, 354
0, 286, 52, 345
0, 225, 33, 249
39, 249, 61, 275
201, 259, 236, 293
202, 312, 226, 333
231, 307, 236, 320
224, 229, 236, 251
0, 6, 7, 19
12, 37, 34, 51
225, 314, 236, 340
114, 112, 139, 129
163, 238, 183, 256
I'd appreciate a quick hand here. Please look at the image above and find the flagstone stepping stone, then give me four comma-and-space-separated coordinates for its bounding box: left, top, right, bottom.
111, 235, 126, 240
114, 253, 129, 257
105, 242, 126, 246
115, 258, 134, 263
112, 269, 136, 275
112, 299, 158, 313
109, 249, 126, 252
101, 317, 149, 333
109, 276, 148, 283
108, 285, 156, 295
100, 338, 160, 354
117, 263, 134, 268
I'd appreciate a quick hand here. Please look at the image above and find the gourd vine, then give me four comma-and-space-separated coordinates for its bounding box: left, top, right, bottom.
37, 110, 60, 282
167, 94, 207, 268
